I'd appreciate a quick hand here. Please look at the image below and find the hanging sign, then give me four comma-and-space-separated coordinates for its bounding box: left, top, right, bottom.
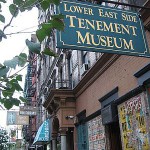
7, 111, 17, 125
19, 106, 37, 116
16, 112, 29, 125
7, 111, 29, 125
33, 119, 50, 145
57, 1, 149, 57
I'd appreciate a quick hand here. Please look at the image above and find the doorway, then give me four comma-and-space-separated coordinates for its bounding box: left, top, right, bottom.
106, 121, 122, 150
67, 127, 74, 150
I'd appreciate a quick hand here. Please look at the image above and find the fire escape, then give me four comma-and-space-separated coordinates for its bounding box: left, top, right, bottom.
23, 50, 37, 148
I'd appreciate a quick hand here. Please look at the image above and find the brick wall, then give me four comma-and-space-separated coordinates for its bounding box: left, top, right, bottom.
76, 55, 150, 116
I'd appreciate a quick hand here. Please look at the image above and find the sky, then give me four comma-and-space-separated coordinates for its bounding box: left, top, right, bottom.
0, 2, 39, 128
0, 110, 7, 127
0, 3, 38, 63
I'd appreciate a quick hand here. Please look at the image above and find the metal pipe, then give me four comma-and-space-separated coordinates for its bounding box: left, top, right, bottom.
101, 0, 150, 10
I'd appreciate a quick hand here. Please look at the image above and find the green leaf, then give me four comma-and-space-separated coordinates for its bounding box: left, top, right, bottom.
42, 23, 53, 32
16, 75, 22, 81
9, 79, 17, 83
4, 57, 18, 69
13, 0, 24, 6
22, 0, 38, 8
2, 88, 15, 97
51, 14, 64, 19
9, 4, 19, 17
0, 98, 5, 104
0, 66, 9, 77
26, 39, 41, 54
15, 84, 23, 91
0, 30, 6, 38
18, 53, 27, 67
42, 48, 58, 57
36, 28, 47, 43
52, 0, 60, 5
4, 99, 13, 110
51, 18, 65, 31
19, 96, 27, 103
2, 90, 10, 97
10, 79, 23, 91
0, 14, 5, 23
0, 0, 6, 3
36, 23, 52, 42
19, 7, 26, 12
11, 98, 20, 106
6, 82, 13, 89
40, 0, 50, 11
0, 29, 7, 42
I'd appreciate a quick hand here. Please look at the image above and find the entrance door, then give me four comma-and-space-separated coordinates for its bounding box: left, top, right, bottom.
106, 122, 122, 150
77, 124, 88, 150
67, 127, 74, 150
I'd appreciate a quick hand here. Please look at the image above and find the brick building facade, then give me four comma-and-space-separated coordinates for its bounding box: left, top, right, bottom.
30, 0, 150, 150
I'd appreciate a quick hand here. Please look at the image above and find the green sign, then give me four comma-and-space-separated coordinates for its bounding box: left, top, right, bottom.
57, 1, 149, 57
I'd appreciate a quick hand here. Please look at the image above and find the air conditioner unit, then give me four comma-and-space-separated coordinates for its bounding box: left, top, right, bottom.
80, 63, 88, 76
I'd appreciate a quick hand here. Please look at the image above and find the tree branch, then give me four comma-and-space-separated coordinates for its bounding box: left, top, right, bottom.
5, 31, 36, 36
3, 15, 14, 32
2, 7, 19, 32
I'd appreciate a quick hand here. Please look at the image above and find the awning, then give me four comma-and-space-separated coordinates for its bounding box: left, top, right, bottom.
33, 119, 51, 145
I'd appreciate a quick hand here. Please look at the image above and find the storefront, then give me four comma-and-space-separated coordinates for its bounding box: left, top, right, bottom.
76, 110, 106, 150
75, 57, 150, 150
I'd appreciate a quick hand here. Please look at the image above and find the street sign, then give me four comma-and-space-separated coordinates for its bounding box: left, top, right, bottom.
57, 1, 149, 57
19, 106, 37, 116
7, 111, 17, 125
7, 111, 29, 125
19, 111, 37, 116
16, 112, 29, 125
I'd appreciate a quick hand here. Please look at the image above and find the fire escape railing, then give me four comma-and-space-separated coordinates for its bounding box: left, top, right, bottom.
50, 79, 72, 89
43, 79, 72, 99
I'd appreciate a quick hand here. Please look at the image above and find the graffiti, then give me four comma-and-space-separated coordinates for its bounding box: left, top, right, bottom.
118, 93, 150, 150
88, 116, 106, 150
136, 116, 145, 127
125, 96, 142, 115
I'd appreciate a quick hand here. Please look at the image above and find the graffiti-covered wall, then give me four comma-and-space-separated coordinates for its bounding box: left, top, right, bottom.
118, 92, 150, 150
87, 116, 106, 150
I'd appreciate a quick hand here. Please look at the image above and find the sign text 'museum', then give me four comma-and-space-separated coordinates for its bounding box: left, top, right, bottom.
57, 1, 149, 57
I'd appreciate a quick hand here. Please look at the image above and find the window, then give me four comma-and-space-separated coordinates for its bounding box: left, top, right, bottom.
81, 51, 88, 64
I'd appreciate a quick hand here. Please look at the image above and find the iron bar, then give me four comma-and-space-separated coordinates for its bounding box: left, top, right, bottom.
100, 0, 150, 10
